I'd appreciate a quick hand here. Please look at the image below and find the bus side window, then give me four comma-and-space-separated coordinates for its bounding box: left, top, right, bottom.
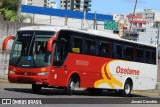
72, 37, 83, 54
136, 49, 144, 63
151, 51, 156, 64
115, 44, 122, 59
124, 46, 134, 61
145, 50, 151, 63
85, 39, 96, 56
99, 41, 110, 57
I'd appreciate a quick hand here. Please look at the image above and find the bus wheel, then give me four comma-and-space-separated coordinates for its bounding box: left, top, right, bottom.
87, 88, 103, 96
119, 80, 132, 97
66, 77, 80, 95
32, 84, 42, 94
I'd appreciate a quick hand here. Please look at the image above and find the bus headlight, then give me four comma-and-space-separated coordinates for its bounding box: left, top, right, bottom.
9, 70, 16, 74
37, 72, 50, 76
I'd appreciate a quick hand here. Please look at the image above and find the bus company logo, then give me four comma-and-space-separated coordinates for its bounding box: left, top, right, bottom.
2, 99, 11, 104
94, 62, 123, 89
76, 60, 89, 66
116, 66, 140, 76
22, 34, 31, 37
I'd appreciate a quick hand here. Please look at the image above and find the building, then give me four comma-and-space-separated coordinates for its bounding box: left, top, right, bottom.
60, 0, 91, 12
22, 0, 57, 8
135, 9, 160, 27
112, 14, 128, 37
142, 9, 160, 22
138, 27, 158, 45
127, 14, 147, 28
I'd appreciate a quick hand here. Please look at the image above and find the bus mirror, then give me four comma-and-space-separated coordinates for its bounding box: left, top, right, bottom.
2, 36, 14, 51
47, 37, 56, 52
72, 48, 80, 54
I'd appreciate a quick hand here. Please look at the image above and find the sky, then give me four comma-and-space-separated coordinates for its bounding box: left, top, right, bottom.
91, 0, 160, 14
55, 0, 160, 14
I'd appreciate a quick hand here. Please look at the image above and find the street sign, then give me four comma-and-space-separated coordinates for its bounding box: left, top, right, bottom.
104, 21, 118, 31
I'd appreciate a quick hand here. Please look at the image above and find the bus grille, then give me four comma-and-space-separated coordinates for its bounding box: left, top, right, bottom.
16, 72, 37, 76
17, 77, 35, 83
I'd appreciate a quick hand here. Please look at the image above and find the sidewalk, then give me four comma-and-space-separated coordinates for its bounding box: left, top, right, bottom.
0, 75, 8, 83
132, 89, 160, 96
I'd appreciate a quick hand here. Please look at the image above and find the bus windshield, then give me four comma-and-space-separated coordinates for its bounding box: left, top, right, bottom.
9, 31, 55, 68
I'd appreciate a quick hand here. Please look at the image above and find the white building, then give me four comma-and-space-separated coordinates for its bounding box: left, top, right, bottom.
60, 0, 91, 12
22, 0, 57, 8
112, 14, 127, 22
136, 27, 159, 45
142, 9, 160, 22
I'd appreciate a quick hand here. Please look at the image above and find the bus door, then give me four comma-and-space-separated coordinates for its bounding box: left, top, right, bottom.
52, 40, 68, 86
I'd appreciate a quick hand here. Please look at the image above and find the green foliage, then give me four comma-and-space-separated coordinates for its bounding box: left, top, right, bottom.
0, 8, 17, 21
0, 0, 18, 11
153, 21, 160, 28
5, 10, 16, 21
0, 0, 18, 21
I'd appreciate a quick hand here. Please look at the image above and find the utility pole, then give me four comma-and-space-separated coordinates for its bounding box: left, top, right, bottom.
82, 10, 86, 29
128, 0, 138, 39
64, 16, 68, 26
17, 0, 22, 22
93, 11, 97, 30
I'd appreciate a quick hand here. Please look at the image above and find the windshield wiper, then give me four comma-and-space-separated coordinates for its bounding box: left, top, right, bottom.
27, 32, 37, 67
15, 56, 22, 67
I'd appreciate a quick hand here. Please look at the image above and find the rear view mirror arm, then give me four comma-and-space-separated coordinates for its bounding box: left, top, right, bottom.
2, 36, 15, 51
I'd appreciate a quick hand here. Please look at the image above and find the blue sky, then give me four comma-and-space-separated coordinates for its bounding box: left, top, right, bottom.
91, 0, 160, 14
55, 0, 160, 14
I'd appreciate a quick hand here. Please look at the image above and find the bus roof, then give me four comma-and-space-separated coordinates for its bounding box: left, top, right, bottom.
18, 26, 156, 48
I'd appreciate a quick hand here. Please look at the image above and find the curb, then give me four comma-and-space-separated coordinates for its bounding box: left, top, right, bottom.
132, 90, 160, 96
0, 75, 8, 83
0, 79, 8, 83
156, 82, 160, 89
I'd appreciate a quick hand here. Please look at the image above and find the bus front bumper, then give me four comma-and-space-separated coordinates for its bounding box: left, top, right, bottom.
8, 73, 50, 85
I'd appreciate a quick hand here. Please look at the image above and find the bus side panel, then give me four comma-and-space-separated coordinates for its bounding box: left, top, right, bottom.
52, 53, 157, 90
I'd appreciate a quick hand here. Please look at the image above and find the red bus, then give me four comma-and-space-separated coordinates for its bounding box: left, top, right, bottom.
3, 26, 157, 96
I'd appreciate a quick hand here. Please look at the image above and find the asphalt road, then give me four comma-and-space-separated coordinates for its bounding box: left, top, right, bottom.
0, 83, 153, 98
0, 83, 160, 107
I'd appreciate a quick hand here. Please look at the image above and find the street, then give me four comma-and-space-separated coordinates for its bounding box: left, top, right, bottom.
0, 82, 160, 98
0, 82, 160, 107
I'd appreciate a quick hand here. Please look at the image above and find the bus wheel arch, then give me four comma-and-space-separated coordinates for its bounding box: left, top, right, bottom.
66, 72, 80, 95
125, 78, 133, 90
121, 78, 133, 97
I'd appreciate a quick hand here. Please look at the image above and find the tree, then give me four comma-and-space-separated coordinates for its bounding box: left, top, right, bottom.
153, 21, 160, 28
0, 0, 18, 21
0, 0, 18, 11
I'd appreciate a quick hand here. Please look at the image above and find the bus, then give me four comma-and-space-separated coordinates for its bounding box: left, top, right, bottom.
2, 26, 157, 96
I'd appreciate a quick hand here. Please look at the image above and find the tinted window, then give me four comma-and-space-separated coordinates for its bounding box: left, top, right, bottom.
99, 41, 110, 57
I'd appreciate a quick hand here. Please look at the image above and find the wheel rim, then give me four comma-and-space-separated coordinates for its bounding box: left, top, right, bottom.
125, 83, 131, 94
70, 81, 75, 91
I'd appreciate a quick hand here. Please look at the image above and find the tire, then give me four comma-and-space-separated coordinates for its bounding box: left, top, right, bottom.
119, 80, 132, 97
66, 77, 79, 95
32, 84, 42, 94
87, 88, 103, 96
